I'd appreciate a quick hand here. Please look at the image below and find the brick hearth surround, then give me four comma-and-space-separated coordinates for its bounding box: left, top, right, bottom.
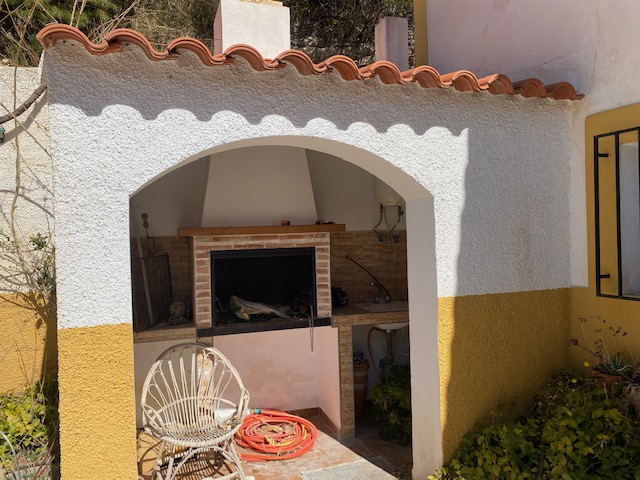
191, 232, 332, 329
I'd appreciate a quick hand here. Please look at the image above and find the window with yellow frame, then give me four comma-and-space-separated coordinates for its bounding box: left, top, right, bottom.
589, 104, 640, 300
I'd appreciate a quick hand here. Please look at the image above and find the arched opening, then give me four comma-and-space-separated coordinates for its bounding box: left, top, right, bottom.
130, 136, 440, 478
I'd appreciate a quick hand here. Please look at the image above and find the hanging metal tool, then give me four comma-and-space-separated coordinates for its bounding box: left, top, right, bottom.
141, 213, 156, 257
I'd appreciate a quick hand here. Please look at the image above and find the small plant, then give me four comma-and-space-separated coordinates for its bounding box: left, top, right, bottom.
370, 363, 411, 444
430, 371, 640, 479
569, 316, 634, 376
0, 381, 58, 477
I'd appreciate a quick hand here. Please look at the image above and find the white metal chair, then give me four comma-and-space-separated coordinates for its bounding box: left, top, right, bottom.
141, 343, 251, 480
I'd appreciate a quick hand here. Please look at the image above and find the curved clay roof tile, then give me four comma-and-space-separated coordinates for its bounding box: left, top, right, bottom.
37, 23, 122, 55
223, 44, 281, 71
104, 29, 174, 61
166, 38, 229, 66
35, 24, 583, 101
360, 61, 407, 85
319, 55, 362, 81
440, 71, 482, 92
513, 78, 548, 98
478, 74, 515, 95
545, 82, 583, 100
405, 65, 446, 88
276, 50, 327, 75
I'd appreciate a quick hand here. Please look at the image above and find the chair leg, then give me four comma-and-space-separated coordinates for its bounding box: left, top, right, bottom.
164, 445, 176, 480
226, 439, 246, 480
154, 441, 166, 480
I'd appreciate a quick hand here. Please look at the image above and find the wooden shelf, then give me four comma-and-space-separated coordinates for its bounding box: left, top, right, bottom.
177, 224, 346, 237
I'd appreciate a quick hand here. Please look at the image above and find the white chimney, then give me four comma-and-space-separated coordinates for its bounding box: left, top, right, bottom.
214, 0, 291, 59
374, 16, 409, 71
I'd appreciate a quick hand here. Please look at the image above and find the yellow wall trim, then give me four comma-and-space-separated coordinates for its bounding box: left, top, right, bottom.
58, 323, 137, 480
414, 0, 429, 66
438, 288, 569, 460
0, 294, 55, 392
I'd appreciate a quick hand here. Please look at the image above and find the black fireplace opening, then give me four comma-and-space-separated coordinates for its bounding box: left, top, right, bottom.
207, 247, 329, 335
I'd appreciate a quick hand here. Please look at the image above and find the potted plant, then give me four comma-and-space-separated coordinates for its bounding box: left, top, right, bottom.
569, 316, 634, 388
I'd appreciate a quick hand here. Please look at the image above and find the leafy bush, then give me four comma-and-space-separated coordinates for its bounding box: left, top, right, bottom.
430, 371, 640, 479
0, 382, 57, 472
370, 363, 411, 444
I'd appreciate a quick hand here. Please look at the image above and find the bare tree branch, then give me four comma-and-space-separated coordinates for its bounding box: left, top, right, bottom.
0, 84, 47, 126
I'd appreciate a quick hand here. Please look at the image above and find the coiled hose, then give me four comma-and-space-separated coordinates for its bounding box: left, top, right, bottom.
235, 409, 318, 462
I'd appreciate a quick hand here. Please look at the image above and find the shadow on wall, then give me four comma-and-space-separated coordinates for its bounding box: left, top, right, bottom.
43, 49, 474, 137
441, 116, 573, 460
0, 88, 57, 393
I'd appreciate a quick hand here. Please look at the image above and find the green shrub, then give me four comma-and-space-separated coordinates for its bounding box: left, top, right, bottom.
0, 382, 57, 471
430, 371, 640, 479
370, 363, 411, 444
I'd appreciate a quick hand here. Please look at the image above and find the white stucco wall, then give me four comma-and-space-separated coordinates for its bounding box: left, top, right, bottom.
130, 155, 209, 236
43, 42, 576, 476
307, 149, 407, 231
428, 0, 640, 287
0, 67, 52, 291
44, 45, 575, 308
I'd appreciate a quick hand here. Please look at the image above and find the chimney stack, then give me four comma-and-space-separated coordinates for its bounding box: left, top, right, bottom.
214, 0, 291, 59
374, 17, 409, 71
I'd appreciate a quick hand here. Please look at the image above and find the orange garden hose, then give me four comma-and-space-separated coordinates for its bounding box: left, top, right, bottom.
235, 409, 318, 462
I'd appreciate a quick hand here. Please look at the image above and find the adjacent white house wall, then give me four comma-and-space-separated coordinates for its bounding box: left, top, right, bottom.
428, 0, 640, 288
0, 67, 52, 290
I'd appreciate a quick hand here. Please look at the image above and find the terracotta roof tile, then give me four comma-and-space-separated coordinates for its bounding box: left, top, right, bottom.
37, 24, 583, 101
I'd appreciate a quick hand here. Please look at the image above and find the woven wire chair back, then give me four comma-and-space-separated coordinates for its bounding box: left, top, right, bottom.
141, 343, 248, 447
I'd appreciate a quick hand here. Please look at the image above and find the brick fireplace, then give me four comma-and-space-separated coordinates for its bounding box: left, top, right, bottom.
178, 225, 343, 337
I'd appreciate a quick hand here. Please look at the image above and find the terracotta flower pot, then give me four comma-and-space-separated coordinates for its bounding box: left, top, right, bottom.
592, 370, 623, 389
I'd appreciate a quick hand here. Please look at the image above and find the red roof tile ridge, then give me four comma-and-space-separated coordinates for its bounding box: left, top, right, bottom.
223, 44, 282, 70
37, 23, 122, 55
478, 74, 515, 95
318, 55, 362, 81
404, 65, 447, 88
167, 37, 229, 65
36, 24, 583, 101
276, 50, 328, 75
360, 61, 408, 84
440, 70, 484, 92
512, 78, 548, 98
105, 28, 175, 61
544, 81, 585, 100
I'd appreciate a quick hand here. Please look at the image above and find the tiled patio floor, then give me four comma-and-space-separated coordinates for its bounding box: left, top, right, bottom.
138, 413, 412, 480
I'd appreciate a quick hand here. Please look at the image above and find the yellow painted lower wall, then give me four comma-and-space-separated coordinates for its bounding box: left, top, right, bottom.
438, 289, 570, 461
57, 323, 137, 480
569, 287, 640, 371
0, 294, 56, 392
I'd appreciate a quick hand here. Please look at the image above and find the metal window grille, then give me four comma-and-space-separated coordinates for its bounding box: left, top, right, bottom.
594, 126, 640, 301
131, 254, 173, 331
